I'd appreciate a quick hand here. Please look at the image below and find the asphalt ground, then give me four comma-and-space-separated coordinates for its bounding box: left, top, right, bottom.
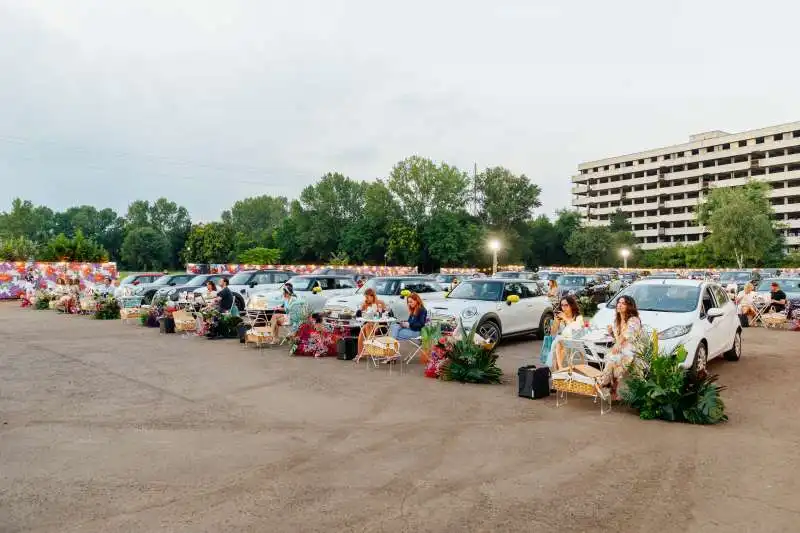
1, 302, 798, 532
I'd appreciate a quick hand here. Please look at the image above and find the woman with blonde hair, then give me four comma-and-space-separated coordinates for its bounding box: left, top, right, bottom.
736, 282, 757, 325
357, 287, 388, 354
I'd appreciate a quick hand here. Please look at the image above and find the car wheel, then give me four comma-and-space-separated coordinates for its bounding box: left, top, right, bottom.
142, 292, 154, 305
476, 319, 501, 345
724, 329, 742, 361
691, 341, 708, 374
538, 312, 554, 339
234, 295, 245, 312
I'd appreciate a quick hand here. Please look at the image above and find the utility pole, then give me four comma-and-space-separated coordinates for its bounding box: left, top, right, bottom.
472, 162, 478, 217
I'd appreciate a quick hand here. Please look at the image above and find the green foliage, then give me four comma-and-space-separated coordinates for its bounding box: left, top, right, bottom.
608, 209, 633, 233
39, 230, 109, 262
328, 251, 350, 266
236, 247, 281, 265
420, 323, 442, 351
222, 195, 288, 254
621, 335, 727, 424
121, 227, 170, 270
0, 236, 39, 261
698, 181, 777, 268
421, 211, 486, 268
565, 226, 612, 266
577, 296, 598, 318
0, 198, 54, 242
35, 294, 53, 310
387, 156, 469, 219
442, 324, 503, 384
784, 251, 800, 267
93, 296, 121, 320
181, 222, 235, 264
125, 198, 191, 268
475, 166, 542, 228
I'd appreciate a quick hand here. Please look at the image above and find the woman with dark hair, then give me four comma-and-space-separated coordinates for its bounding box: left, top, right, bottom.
357, 287, 388, 354
549, 295, 584, 369
390, 292, 427, 340
601, 294, 643, 398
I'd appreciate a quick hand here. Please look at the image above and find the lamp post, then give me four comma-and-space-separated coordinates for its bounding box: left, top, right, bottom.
489, 239, 501, 275
620, 248, 630, 269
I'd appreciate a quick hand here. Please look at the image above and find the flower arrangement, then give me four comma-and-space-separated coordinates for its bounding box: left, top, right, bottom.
621, 332, 727, 424
93, 296, 121, 320
419, 322, 442, 364
577, 296, 599, 318
441, 324, 503, 384
424, 336, 452, 379
34, 290, 53, 310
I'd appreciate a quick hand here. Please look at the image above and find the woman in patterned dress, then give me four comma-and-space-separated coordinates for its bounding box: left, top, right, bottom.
600, 295, 642, 399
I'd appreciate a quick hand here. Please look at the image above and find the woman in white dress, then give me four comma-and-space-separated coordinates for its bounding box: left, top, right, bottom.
549, 295, 585, 370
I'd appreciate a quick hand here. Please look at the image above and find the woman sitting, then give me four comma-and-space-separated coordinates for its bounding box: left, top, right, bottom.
199, 280, 218, 309
547, 279, 559, 300
549, 295, 585, 370
357, 288, 388, 354
390, 292, 428, 340
735, 282, 757, 324
267, 284, 306, 341
600, 295, 643, 400
55, 279, 80, 313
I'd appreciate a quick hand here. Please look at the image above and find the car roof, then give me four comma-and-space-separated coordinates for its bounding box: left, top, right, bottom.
292, 274, 352, 279
636, 278, 707, 287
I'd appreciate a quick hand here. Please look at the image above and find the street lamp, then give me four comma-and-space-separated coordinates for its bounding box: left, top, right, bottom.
620, 248, 630, 269
489, 239, 501, 275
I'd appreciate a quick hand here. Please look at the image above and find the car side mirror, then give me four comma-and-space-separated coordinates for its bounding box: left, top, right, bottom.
169, 282, 176, 286
597, 303, 606, 310
249, 281, 257, 288
707, 307, 724, 320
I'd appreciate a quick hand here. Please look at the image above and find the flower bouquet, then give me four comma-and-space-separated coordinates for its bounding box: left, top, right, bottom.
93, 295, 121, 320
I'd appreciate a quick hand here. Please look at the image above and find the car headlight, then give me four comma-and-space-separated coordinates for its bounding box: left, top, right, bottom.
461, 306, 478, 319
658, 324, 692, 339
167, 288, 176, 295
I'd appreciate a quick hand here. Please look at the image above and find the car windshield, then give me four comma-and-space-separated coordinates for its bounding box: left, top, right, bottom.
228, 272, 253, 285
447, 280, 504, 301
719, 272, 751, 282
120, 275, 138, 284
609, 283, 701, 313
435, 275, 456, 283
357, 278, 399, 296
557, 275, 586, 286
186, 275, 211, 287
286, 276, 315, 291
649, 272, 678, 279
494, 272, 520, 279
152, 276, 174, 286
757, 279, 800, 292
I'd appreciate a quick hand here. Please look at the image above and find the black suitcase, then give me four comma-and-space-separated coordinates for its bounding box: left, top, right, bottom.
518, 365, 551, 399
237, 323, 251, 344
738, 314, 749, 328
159, 316, 175, 334
337, 337, 358, 360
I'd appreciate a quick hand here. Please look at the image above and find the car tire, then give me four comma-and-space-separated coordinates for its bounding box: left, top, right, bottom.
142, 291, 154, 305
476, 319, 501, 345
723, 329, 742, 361
691, 341, 708, 375
537, 312, 554, 339
234, 295, 245, 312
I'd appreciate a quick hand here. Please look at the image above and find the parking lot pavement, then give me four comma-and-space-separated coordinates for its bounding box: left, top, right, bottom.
2, 302, 800, 532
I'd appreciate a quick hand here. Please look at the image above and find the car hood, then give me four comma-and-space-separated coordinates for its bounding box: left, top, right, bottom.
591, 307, 697, 332
428, 298, 499, 317
229, 283, 283, 297
324, 294, 364, 311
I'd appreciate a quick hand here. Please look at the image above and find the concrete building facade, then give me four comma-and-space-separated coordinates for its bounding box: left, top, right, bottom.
571, 121, 800, 252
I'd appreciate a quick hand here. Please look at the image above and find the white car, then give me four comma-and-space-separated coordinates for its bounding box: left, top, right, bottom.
247, 275, 358, 314
427, 278, 553, 344
324, 277, 448, 322
226, 269, 295, 303
590, 279, 742, 373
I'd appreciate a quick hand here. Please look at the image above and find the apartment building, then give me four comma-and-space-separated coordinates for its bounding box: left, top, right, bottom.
571, 121, 800, 252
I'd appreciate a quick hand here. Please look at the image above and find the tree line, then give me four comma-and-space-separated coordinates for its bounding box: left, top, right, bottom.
1, 158, 796, 270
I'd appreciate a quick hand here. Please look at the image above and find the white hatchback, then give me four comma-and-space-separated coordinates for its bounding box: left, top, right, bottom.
428, 279, 553, 344
590, 279, 742, 373
324, 277, 448, 322
247, 275, 358, 313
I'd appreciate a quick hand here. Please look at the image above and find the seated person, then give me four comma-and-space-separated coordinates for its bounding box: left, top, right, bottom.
600, 295, 643, 400
735, 283, 757, 323
217, 278, 233, 313
199, 280, 218, 308
769, 282, 787, 313
390, 292, 427, 340
549, 295, 585, 370
357, 288, 388, 354
267, 284, 305, 340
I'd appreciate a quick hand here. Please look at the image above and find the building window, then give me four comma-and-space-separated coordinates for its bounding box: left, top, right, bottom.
663, 154, 671, 160
638, 159, 645, 164
739, 140, 747, 147
604, 165, 609, 170
691, 149, 699, 155
722, 143, 730, 150
774, 133, 784, 141
756, 137, 765, 144
706, 147, 714, 153
650, 156, 657, 162
677, 151, 684, 157
793, 130, 800, 138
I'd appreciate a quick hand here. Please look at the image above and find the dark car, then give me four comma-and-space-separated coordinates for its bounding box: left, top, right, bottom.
556, 274, 609, 303
492, 271, 538, 280
536, 270, 561, 281
133, 272, 197, 304
155, 273, 233, 304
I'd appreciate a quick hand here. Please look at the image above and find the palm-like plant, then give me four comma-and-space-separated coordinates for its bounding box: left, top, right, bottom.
441, 322, 503, 384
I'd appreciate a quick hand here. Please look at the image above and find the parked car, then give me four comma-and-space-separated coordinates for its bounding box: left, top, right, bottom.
647, 271, 680, 280
590, 279, 741, 373
754, 278, 800, 302
760, 268, 782, 278
687, 271, 707, 280
536, 270, 561, 281
247, 275, 359, 314
226, 269, 295, 302
155, 273, 233, 305
555, 274, 609, 303
115, 272, 163, 297
427, 279, 553, 344
435, 273, 463, 288
131, 273, 196, 304
492, 271, 538, 280
719, 270, 761, 295
324, 276, 448, 323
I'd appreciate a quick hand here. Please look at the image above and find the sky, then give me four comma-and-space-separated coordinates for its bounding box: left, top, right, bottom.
1, 0, 799, 222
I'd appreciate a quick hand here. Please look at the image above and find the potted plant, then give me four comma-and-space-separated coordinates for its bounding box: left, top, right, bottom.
93, 296, 121, 320
440, 322, 503, 384
419, 323, 442, 364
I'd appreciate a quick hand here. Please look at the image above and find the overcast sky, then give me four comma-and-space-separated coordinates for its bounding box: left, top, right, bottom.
1, 0, 798, 222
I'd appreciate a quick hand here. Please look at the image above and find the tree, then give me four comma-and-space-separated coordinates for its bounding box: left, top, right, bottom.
124, 198, 191, 268
552, 209, 583, 265
522, 215, 559, 268
565, 226, 612, 266
608, 209, 633, 233
53, 206, 125, 261
421, 211, 486, 269
0, 236, 39, 261
222, 195, 288, 254
339, 181, 401, 263
121, 227, 170, 270
475, 166, 541, 228
237, 247, 281, 265
0, 198, 54, 242
387, 156, 469, 219
39, 230, 109, 262
698, 182, 777, 268
181, 222, 235, 264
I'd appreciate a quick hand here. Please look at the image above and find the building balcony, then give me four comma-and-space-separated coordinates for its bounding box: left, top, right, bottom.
769, 185, 800, 198
572, 184, 589, 194
773, 203, 799, 214
786, 235, 800, 246
573, 195, 593, 207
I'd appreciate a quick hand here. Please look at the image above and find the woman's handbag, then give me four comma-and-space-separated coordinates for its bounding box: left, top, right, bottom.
539, 335, 555, 366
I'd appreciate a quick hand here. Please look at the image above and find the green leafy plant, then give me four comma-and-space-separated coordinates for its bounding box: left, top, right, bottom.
93, 296, 121, 320
577, 296, 599, 318
420, 323, 442, 352
441, 322, 503, 384
35, 294, 52, 310
621, 332, 727, 424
